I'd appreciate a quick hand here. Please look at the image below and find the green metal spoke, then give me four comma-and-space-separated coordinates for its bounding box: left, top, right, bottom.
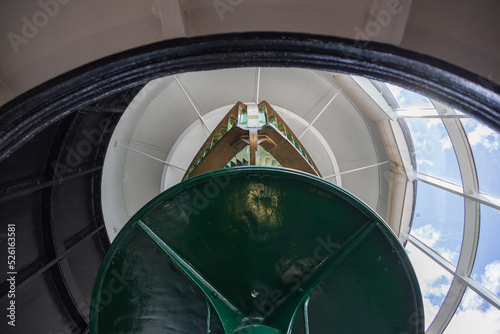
137, 220, 245, 333
265, 221, 377, 333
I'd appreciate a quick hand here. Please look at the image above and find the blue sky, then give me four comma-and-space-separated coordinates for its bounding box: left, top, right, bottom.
386, 83, 500, 332
462, 118, 500, 197
406, 118, 462, 185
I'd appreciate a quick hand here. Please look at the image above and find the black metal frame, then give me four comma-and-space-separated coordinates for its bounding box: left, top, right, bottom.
1, 32, 499, 163
0, 86, 142, 333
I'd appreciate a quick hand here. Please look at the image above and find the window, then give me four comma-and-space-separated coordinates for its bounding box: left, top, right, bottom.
410, 181, 463, 266
472, 205, 500, 298
462, 118, 500, 197
406, 118, 462, 184
379, 82, 500, 333
444, 288, 500, 334
406, 243, 454, 330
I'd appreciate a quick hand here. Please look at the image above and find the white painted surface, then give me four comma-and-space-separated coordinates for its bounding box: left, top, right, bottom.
101, 68, 385, 242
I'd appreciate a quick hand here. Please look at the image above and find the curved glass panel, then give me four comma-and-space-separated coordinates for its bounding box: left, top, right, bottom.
444, 288, 500, 333
410, 182, 464, 266
406, 243, 453, 331
386, 83, 434, 110
406, 118, 462, 184
472, 205, 500, 298
461, 118, 500, 197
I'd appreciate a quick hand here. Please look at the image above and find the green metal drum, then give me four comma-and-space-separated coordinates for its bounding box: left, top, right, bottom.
90, 167, 424, 333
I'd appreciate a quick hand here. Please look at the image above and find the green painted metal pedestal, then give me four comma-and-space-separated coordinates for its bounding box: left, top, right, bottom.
91, 167, 424, 333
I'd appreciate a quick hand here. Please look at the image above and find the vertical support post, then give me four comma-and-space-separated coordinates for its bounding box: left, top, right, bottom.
249, 129, 258, 165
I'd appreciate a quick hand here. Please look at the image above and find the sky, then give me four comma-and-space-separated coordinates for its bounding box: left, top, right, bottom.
386, 83, 500, 333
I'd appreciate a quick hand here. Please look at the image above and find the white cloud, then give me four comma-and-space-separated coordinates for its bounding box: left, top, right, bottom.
411, 126, 450, 158
386, 83, 407, 105
422, 297, 441, 329
387, 83, 403, 98
426, 119, 441, 129
406, 242, 452, 330
398, 95, 407, 105
437, 247, 459, 264
445, 303, 500, 334
406, 237, 500, 333
467, 122, 500, 152
413, 224, 441, 247
481, 261, 500, 296
417, 158, 435, 166
427, 280, 453, 298
441, 137, 452, 150
447, 261, 500, 333
461, 288, 484, 311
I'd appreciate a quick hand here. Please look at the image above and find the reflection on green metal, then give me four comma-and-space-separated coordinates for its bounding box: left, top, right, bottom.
91, 167, 424, 334
206, 300, 212, 334
303, 297, 310, 334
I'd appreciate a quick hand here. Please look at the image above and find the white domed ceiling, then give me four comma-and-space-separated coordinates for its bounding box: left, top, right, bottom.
101, 68, 397, 241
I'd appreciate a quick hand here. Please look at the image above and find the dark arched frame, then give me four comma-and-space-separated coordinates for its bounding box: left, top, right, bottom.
1, 32, 500, 162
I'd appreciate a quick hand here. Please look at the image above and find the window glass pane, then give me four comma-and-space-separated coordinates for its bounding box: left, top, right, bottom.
461, 118, 500, 197
386, 83, 434, 109
410, 181, 463, 266
472, 205, 500, 298
444, 288, 500, 334
406, 118, 462, 184
405, 243, 453, 331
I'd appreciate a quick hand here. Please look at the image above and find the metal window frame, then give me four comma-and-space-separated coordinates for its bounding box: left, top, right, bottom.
387, 98, 500, 333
